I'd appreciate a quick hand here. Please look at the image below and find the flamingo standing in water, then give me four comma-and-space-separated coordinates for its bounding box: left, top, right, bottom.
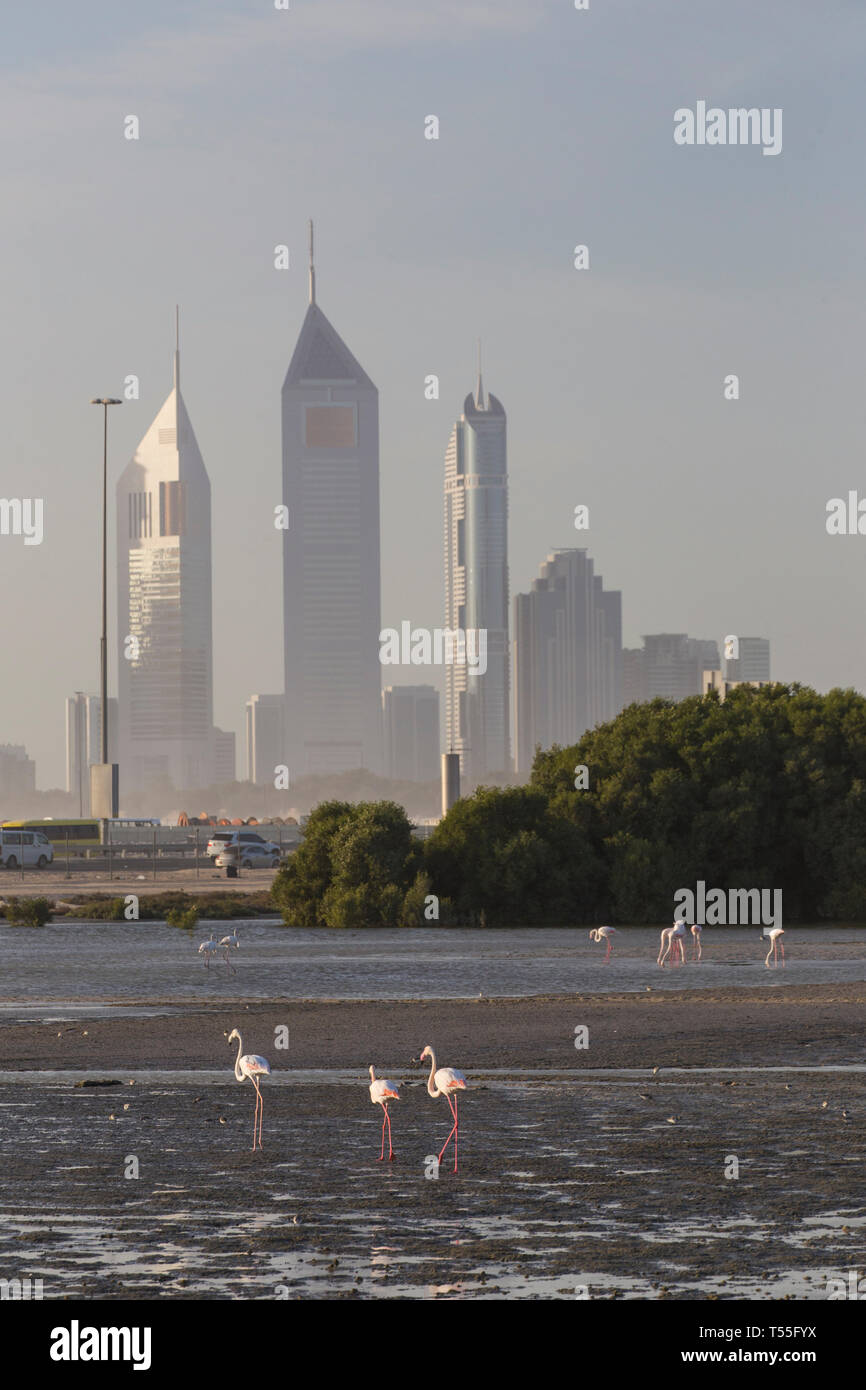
589, 926, 617, 963
690, 923, 703, 961
219, 926, 240, 973
228, 1029, 271, 1150
658, 921, 687, 968
368, 1065, 400, 1161
420, 1045, 467, 1174
198, 935, 220, 969
764, 927, 785, 969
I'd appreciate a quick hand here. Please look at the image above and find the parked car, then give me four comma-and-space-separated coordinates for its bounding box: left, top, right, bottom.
215, 842, 281, 870
206, 830, 281, 859
0, 829, 54, 869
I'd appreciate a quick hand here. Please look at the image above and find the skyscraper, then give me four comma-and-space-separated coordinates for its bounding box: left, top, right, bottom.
382, 685, 440, 783
443, 351, 510, 783
281, 225, 382, 776
116, 317, 215, 794
724, 637, 770, 682
246, 694, 286, 785
512, 549, 622, 775
624, 634, 721, 703
65, 692, 118, 814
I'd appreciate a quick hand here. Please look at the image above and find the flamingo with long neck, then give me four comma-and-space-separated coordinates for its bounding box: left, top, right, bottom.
228, 1028, 270, 1151
368, 1065, 400, 1161
420, 1045, 467, 1174
219, 926, 240, 973
765, 927, 785, 969
589, 926, 616, 962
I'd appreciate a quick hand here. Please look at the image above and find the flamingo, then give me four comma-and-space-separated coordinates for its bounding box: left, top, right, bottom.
658, 921, 687, 968
368, 1065, 400, 1161
228, 1028, 271, 1150
764, 927, 785, 969
198, 935, 220, 969
420, 1045, 467, 1174
219, 926, 240, 972
589, 926, 617, 963
690, 923, 703, 961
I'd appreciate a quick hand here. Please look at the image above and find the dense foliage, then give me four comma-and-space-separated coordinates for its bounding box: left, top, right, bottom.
271, 800, 424, 927
2, 896, 53, 926
271, 687, 866, 926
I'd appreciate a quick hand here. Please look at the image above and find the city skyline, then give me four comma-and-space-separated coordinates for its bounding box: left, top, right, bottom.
1, 1, 862, 787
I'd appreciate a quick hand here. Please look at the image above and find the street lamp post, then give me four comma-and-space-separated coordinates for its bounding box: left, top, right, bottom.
90, 397, 122, 819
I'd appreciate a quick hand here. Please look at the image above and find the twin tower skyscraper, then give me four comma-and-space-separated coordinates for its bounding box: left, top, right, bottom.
116, 227, 510, 796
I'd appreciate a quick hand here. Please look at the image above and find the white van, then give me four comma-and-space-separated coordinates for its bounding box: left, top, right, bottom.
0, 829, 54, 869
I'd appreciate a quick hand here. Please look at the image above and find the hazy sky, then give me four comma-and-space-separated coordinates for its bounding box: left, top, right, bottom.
2, 0, 865, 788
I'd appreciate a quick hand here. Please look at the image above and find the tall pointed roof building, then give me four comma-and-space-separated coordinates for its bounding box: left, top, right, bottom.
444, 345, 511, 783
281, 225, 382, 775
116, 315, 216, 794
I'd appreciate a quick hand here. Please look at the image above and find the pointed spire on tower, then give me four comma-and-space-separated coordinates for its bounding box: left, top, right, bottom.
308, 220, 316, 306
174, 304, 180, 390
474, 337, 486, 410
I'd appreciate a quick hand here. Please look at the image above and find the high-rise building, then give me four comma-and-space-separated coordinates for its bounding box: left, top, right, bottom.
724, 637, 770, 683
0, 744, 36, 801
626, 634, 720, 703
444, 352, 510, 783
116, 318, 216, 795
281, 225, 382, 776
212, 729, 236, 784
246, 694, 286, 785
513, 549, 622, 774
382, 685, 440, 782
65, 693, 118, 814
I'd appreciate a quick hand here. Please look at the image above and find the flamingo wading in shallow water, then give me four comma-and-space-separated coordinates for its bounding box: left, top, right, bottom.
420, 1045, 467, 1174
228, 1029, 271, 1150
198, 935, 220, 969
368, 1065, 400, 1161
658, 920, 687, 968
219, 927, 239, 972
765, 927, 785, 969
589, 926, 617, 962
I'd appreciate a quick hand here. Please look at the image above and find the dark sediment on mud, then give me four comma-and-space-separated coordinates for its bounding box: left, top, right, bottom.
2, 981, 864, 1071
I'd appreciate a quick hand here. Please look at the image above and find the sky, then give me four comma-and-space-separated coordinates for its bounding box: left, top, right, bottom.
1, 0, 865, 788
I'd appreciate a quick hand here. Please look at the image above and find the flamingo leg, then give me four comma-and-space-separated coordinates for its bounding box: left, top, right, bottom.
780, 940, 785, 968
378, 1104, 387, 1160
438, 1094, 458, 1166
251, 1076, 264, 1150
604, 940, 612, 963
453, 1093, 459, 1173
386, 1105, 395, 1161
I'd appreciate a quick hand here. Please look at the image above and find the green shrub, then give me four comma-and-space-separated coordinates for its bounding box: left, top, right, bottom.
166, 904, 199, 930
4, 896, 53, 927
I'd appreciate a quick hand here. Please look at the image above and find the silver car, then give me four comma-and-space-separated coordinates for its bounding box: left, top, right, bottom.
215, 842, 280, 870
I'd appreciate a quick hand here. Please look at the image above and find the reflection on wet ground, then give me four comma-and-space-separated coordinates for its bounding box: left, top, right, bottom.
0, 1071, 861, 1299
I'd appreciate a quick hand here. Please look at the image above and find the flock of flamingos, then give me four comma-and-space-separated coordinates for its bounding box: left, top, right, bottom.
207, 918, 785, 1164
589, 920, 786, 969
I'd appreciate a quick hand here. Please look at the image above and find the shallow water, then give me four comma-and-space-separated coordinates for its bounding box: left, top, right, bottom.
0, 922, 863, 1005
0, 1073, 861, 1300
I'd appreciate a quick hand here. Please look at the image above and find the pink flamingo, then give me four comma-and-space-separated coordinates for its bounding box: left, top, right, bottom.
589, 926, 617, 962
228, 1028, 271, 1150
420, 1045, 467, 1174
658, 921, 687, 968
219, 927, 240, 973
198, 935, 220, 969
690, 923, 703, 961
368, 1065, 400, 1161
764, 927, 785, 969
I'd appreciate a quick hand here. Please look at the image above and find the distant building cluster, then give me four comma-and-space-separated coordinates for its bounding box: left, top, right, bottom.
0, 744, 35, 801
14, 227, 772, 810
